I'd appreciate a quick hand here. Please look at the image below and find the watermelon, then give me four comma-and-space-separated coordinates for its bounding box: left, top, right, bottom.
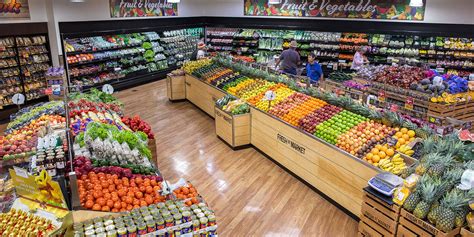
459, 129, 473, 142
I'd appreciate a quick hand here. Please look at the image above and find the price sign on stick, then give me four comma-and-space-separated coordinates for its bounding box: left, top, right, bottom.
405, 96, 414, 110
102, 84, 114, 94
378, 90, 386, 102
12, 93, 25, 105
265, 90, 276, 111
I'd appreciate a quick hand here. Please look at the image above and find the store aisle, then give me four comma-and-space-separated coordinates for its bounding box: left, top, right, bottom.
116, 80, 358, 236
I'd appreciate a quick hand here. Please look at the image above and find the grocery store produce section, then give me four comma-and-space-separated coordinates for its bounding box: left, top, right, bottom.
179, 57, 474, 224
206, 28, 473, 76
0, 87, 218, 236
63, 28, 203, 91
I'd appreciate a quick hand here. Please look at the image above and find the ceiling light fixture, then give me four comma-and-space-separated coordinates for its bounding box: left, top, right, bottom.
409, 0, 423, 7
167, 0, 180, 3
70, 0, 86, 2
269, 0, 282, 4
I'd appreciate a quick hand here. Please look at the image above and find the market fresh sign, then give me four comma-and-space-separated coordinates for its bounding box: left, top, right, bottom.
244, 0, 425, 21
110, 0, 178, 18
0, 0, 30, 19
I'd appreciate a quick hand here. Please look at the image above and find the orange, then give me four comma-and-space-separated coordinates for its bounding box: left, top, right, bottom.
386, 149, 395, 157
371, 148, 380, 155
378, 151, 386, 159
408, 130, 416, 138
372, 155, 380, 163
402, 134, 410, 141
401, 128, 408, 134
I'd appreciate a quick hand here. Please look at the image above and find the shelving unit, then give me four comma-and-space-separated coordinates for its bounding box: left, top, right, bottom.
205, 27, 474, 76
62, 27, 203, 92
0, 34, 51, 111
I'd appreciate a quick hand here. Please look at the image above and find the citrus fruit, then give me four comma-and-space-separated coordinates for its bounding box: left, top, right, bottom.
407, 130, 416, 137
401, 128, 408, 134
386, 149, 395, 156
372, 155, 380, 163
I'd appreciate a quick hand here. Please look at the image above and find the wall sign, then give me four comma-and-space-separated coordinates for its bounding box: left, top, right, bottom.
0, 0, 29, 19
109, 0, 178, 18
244, 0, 425, 21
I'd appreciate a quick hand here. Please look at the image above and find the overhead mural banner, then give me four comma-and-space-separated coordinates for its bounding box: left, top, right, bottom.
244, 0, 425, 21
109, 0, 178, 18
0, 0, 30, 19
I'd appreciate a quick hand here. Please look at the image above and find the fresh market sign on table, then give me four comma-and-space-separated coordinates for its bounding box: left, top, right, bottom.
109, 0, 178, 18
244, 0, 425, 21
0, 0, 30, 19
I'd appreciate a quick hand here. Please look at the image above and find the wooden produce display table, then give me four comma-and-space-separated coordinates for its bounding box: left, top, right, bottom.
215, 107, 250, 148
180, 73, 380, 216
185, 74, 226, 118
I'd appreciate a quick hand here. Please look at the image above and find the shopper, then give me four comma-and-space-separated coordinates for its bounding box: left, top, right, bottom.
276, 40, 300, 75
306, 52, 323, 84
351, 46, 369, 71
191, 41, 206, 60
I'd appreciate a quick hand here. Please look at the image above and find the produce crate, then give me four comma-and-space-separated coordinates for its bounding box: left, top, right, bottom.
148, 138, 157, 165
358, 191, 400, 237
215, 107, 250, 148
397, 209, 461, 237
461, 228, 474, 237
166, 73, 186, 101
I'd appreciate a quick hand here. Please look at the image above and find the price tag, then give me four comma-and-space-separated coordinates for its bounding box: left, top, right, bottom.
405, 96, 414, 110
378, 90, 386, 102
338, 60, 346, 63
14, 166, 29, 178
12, 93, 25, 105
102, 84, 114, 94
114, 67, 121, 71
387, 137, 398, 147
265, 90, 276, 101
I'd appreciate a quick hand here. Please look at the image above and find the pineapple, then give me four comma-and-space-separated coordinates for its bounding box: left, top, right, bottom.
454, 208, 468, 227
413, 177, 443, 219
436, 189, 469, 232
403, 190, 421, 212
416, 153, 443, 175
428, 202, 441, 225
421, 136, 437, 157
427, 154, 454, 177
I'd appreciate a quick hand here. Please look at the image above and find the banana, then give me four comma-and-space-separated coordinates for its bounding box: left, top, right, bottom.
405, 150, 415, 156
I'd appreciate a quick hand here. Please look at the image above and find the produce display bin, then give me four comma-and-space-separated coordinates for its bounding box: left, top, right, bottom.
166, 74, 186, 101
185, 74, 226, 118
398, 209, 461, 237
214, 106, 251, 148
358, 191, 401, 237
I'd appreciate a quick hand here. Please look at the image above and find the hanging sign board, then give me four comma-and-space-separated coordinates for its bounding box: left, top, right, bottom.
244, 0, 425, 21
109, 0, 178, 18
0, 0, 30, 19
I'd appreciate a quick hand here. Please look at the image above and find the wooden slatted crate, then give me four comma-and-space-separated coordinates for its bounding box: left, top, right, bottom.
461, 228, 474, 237
358, 191, 400, 237
397, 209, 461, 237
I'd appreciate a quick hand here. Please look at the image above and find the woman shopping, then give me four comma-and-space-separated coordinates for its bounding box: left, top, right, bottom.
351, 46, 369, 71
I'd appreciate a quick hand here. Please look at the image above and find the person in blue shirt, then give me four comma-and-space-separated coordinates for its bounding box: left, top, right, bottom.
306, 53, 323, 84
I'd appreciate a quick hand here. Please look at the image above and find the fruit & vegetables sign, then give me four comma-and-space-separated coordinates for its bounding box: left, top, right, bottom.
109, 0, 178, 18
244, 0, 425, 21
0, 0, 29, 19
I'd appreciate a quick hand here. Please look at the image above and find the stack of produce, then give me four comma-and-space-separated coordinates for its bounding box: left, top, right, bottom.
397, 132, 474, 233
216, 95, 250, 115
183, 56, 440, 176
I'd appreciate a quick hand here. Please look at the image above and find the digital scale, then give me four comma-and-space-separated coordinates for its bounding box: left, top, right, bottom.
368, 172, 404, 196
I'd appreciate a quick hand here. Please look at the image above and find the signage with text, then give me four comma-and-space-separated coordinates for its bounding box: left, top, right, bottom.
244, 0, 425, 21
109, 0, 178, 18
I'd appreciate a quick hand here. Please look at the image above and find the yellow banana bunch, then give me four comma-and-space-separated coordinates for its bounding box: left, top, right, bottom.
398, 145, 414, 156
379, 154, 407, 175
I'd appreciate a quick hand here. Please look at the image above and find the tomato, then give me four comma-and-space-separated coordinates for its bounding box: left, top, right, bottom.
135, 191, 143, 199
85, 200, 94, 209
106, 200, 114, 208
92, 204, 101, 211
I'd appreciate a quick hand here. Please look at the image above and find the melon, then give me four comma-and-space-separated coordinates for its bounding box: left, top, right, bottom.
459, 129, 473, 142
